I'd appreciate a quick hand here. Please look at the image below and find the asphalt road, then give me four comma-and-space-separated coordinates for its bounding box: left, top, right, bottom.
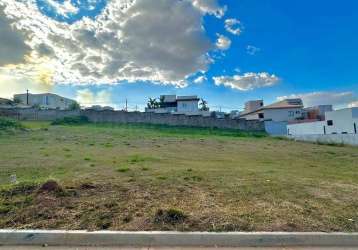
0, 247, 357, 250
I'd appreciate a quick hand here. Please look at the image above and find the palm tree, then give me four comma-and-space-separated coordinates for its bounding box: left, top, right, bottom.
147, 98, 159, 109
199, 98, 209, 111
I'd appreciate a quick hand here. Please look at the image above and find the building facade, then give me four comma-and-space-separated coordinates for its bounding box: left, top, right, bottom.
146, 95, 200, 115
14, 93, 76, 110
287, 108, 358, 135
240, 99, 304, 122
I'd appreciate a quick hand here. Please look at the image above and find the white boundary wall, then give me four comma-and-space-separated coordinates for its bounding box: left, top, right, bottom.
288, 134, 358, 146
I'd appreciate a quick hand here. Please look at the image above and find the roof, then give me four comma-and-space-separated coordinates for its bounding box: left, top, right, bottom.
263, 99, 303, 109
240, 99, 303, 116
14, 93, 75, 102
176, 95, 200, 101
160, 95, 200, 102
0, 98, 12, 104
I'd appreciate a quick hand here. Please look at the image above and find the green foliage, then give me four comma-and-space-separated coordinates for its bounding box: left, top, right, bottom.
199, 98, 209, 111
51, 116, 90, 125
0, 117, 24, 130
147, 98, 160, 109
69, 102, 81, 110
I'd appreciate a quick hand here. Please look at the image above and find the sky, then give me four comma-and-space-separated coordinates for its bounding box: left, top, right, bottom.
0, 0, 357, 111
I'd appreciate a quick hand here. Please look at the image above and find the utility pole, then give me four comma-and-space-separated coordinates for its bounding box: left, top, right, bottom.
125, 98, 128, 112
26, 89, 29, 105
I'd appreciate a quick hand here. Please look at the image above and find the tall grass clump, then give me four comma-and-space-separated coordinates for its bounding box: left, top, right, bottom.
51, 116, 90, 125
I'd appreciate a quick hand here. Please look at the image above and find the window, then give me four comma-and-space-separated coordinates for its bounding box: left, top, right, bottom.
296, 111, 301, 114
327, 120, 333, 126
258, 113, 264, 119
288, 111, 294, 117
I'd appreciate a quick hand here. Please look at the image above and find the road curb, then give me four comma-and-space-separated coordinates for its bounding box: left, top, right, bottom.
0, 230, 358, 247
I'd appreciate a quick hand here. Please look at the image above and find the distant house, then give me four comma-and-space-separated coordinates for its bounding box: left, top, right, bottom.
85, 105, 114, 111
146, 95, 201, 115
303, 105, 333, 121
240, 99, 304, 122
13, 93, 76, 110
0, 97, 12, 105
288, 107, 358, 135
0, 97, 13, 109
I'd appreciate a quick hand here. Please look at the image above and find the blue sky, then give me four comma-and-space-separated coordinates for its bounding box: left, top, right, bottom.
1, 0, 357, 110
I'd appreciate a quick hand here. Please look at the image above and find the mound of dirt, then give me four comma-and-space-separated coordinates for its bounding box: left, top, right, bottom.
38, 180, 63, 193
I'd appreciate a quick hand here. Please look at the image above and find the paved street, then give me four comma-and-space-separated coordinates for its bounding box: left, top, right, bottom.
0, 247, 357, 250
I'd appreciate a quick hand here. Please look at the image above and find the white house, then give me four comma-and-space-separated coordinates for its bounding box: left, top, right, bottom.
240, 99, 304, 122
146, 95, 201, 115
14, 93, 76, 110
287, 107, 358, 135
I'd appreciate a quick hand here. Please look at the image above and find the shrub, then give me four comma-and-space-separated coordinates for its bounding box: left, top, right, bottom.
51, 116, 90, 125
0, 117, 23, 130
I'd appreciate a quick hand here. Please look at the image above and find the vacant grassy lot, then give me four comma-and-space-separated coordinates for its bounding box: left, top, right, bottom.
0, 120, 357, 232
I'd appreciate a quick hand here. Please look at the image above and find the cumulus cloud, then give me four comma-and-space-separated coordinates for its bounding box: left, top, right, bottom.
0, 7, 31, 66
213, 72, 279, 91
349, 101, 358, 108
193, 75, 207, 84
76, 88, 113, 107
277, 92, 357, 108
192, 0, 226, 18
44, 0, 79, 17
0, 0, 226, 88
216, 34, 231, 50
224, 18, 243, 35
246, 45, 260, 56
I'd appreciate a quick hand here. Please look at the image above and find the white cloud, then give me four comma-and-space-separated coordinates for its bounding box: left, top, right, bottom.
277, 92, 357, 108
76, 88, 113, 107
0, 6, 31, 66
213, 72, 279, 91
193, 75, 207, 84
246, 45, 260, 56
44, 0, 79, 17
216, 34, 231, 50
192, 0, 226, 18
224, 18, 243, 35
0, 67, 54, 99
349, 101, 358, 108
0, 0, 226, 88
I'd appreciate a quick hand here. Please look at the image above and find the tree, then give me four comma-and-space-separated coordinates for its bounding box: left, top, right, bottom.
159, 96, 165, 108
199, 98, 209, 111
69, 102, 81, 110
13, 97, 22, 104
147, 98, 159, 109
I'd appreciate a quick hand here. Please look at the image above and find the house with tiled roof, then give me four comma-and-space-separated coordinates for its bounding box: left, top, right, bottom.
240, 99, 304, 122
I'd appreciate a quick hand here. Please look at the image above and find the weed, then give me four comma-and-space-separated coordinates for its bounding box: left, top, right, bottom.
117, 167, 130, 173
154, 208, 187, 224
52, 116, 90, 126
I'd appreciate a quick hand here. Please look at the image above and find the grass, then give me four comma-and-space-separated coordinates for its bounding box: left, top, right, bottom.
0, 120, 357, 232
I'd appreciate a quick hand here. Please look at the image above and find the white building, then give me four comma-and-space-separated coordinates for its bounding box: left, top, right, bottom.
240, 99, 304, 122
146, 95, 201, 115
287, 107, 358, 135
14, 93, 76, 110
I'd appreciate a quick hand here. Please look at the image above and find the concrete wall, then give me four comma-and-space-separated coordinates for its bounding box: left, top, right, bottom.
287, 121, 326, 135
0, 108, 264, 131
288, 134, 358, 146
325, 108, 357, 134
264, 121, 288, 135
